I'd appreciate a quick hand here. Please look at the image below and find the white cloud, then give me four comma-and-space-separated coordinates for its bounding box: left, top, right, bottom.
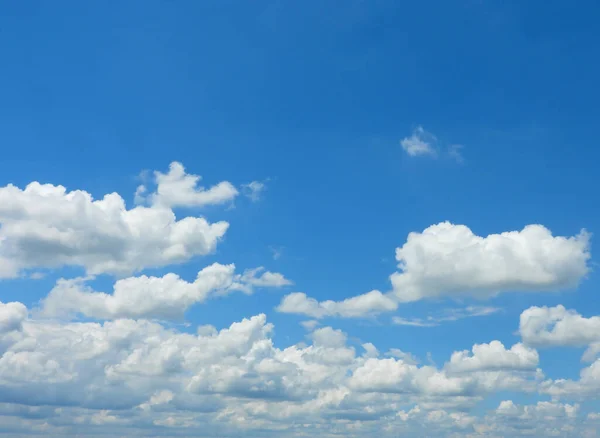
0, 163, 597, 437
392, 306, 502, 327
309, 327, 348, 348
277, 222, 589, 319
479, 400, 581, 436
495, 400, 578, 419
242, 180, 267, 202
0, 301, 27, 333
40, 263, 292, 320
519, 305, 600, 350
390, 222, 590, 302
540, 358, 600, 399
147, 161, 238, 209
392, 316, 438, 327
400, 126, 437, 157
445, 341, 539, 374
0, 171, 232, 278
448, 144, 465, 163
582, 342, 600, 363
347, 356, 538, 397
269, 245, 284, 260
300, 320, 320, 331
277, 290, 397, 319
235, 266, 293, 290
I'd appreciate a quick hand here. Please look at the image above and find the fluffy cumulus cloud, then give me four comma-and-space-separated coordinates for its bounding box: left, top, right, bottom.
143, 161, 239, 209
539, 358, 600, 399
277, 290, 397, 319
389, 222, 590, 302
278, 222, 590, 319
392, 305, 501, 327
519, 305, 600, 347
0, 162, 238, 278
0, 300, 567, 437
40, 264, 292, 320
445, 341, 539, 374
519, 305, 600, 364
473, 400, 584, 436
400, 126, 438, 157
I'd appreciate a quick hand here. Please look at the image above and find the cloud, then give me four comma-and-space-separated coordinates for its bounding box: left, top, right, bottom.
235, 267, 292, 290
400, 126, 437, 157
476, 400, 581, 436
389, 222, 590, 302
269, 245, 284, 260
539, 358, 600, 399
0, 162, 597, 437
40, 264, 292, 320
0, 164, 234, 278
0, 299, 558, 437
0, 301, 27, 333
392, 306, 502, 327
276, 222, 589, 319
392, 317, 438, 327
300, 320, 320, 331
519, 305, 600, 348
384, 348, 420, 365
495, 399, 578, 419
242, 180, 267, 202
445, 341, 539, 374
348, 354, 539, 397
146, 161, 238, 209
519, 305, 600, 362
276, 290, 397, 319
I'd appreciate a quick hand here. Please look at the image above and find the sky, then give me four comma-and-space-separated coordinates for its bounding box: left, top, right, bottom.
0, 1, 600, 437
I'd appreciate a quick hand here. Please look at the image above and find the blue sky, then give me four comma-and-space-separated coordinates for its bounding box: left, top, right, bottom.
1, 1, 600, 436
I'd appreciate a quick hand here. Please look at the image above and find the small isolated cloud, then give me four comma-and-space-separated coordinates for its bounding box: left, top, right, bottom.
242, 180, 267, 202
448, 144, 465, 164
269, 245, 284, 260
400, 126, 438, 157
401, 126, 466, 162
150, 162, 239, 208
300, 320, 320, 331
394, 305, 503, 327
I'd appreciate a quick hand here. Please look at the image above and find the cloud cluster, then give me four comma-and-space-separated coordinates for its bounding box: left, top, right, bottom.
0, 163, 237, 278
0, 162, 597, 437
0, 298, 559, 437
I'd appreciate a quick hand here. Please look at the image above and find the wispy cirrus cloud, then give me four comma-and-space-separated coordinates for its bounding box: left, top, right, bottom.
392, 306, 502, 327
